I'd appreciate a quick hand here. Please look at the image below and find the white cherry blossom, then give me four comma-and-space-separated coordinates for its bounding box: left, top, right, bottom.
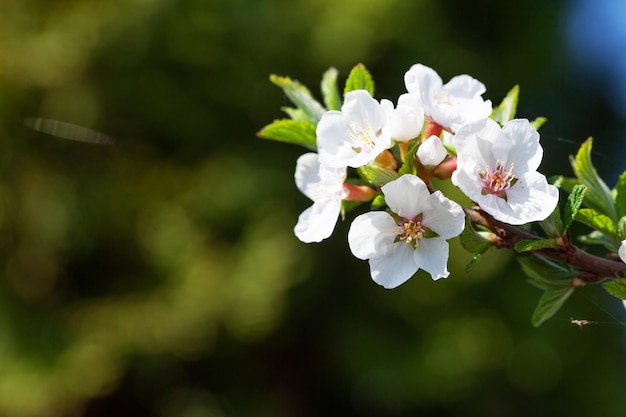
385, 93, 425, 142
417, 135, 448, 166
347, 174, 465, 289
451, 118, 558, 225
404, 63, 492, 133
317, 90, 393, 168
294, 153, 347, 243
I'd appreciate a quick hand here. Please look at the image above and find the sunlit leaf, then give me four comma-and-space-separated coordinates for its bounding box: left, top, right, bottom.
530, 116, 547, 130
575, 208, 617, 241
602, 279, 626, 300
257, 119, 317, 150
531, 286, 575, 327
270, 74, 326, 124
370, 193, 386, 210
562, 184, 587, 233
344, 63, 375, 96
397, 141, 419, 176
321, 67, 342, 111
356, 164, 398, 186
614, 170, 626, 219
570, 137, 617, 223
490, 85, 519, 125
514, 238, 559, 252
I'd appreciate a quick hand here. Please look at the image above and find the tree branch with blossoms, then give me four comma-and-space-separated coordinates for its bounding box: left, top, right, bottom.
258, 63, 626, 327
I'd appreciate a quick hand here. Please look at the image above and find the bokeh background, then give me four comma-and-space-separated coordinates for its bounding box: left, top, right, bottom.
0, 0, 625, 416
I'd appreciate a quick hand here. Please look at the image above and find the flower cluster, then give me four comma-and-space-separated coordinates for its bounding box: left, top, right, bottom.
285, 63, 558, 289
260, 62, 626, 326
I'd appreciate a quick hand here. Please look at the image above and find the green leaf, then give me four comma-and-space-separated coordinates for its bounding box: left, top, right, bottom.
602, 279, 626, 300
578, 230, 616, 249
370, 194, 386, 210
530, 117, 547, 130
614, 170, 626, 219
344, 63, 375, 97
321, 67, 342, 111
562, 184, 587, 233
281, 107, 308, 122
570, 137, 617, 223
356, 165, 399, 186
518, 255, 574, 283
397, 141, 419, 176
532, 286, 575, 327
459, 217, 493, 271
553, 176, 580, 193
257, 119, 317, 150
575, 208, 617, 240
514, 238, 559, 252
618, 216, 626, 240
270, 74, 326, 124
539, 205, 562, 237
490, 85, 519, 125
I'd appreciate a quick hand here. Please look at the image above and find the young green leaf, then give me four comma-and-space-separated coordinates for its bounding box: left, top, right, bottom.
459, 217, 493, 271
490, 85, 519, 125
575, 208, 617, 241
570, 137, 617, 223
257, 119, 317, 150
530, 117, 547, 130
356, 165, 399, 186
397, 141, 419, 176
532, 286, 575, 327
281, 107, 308, 122
514, 238, 559, 252
370, 193, 386, 210
270, 74, 326, 124
562, 184, 587, 233
344, 63, 375, 97
539, 205, 562, 237
602, 279, 626, 300
614, 170, 626, 219
578, 230, 616, 249
618, 216, 626, 240
321, 67, 342, 111
518, 255, 574, 283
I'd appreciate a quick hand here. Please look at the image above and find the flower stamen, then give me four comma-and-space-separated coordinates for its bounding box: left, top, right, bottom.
348, 119, 377, 154
479, 160, 517, 199
393, 219, 425, 249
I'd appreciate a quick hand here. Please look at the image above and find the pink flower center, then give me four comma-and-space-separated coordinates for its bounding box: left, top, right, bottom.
479, 161, 517, 199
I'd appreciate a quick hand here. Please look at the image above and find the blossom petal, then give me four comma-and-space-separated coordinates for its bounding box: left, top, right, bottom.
444, 74, 486, 98
348, 211, 397, 260
619, 240, 626, 264
381, 174, 431, 219
404, 64, 443, 96
421, 191, 466, 239
498, 119, 543, 172
369, 243, 418, 289
317, 90, 392, 168
417, 135, 448, 166
294, 153, 322, 199
412, 237, 451, 280
294, 197, 342, 243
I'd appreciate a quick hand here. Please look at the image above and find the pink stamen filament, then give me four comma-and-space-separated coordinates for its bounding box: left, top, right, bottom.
479, 161, 516, 198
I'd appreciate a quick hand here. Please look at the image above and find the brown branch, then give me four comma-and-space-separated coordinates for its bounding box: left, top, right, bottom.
464, 206, 626, 284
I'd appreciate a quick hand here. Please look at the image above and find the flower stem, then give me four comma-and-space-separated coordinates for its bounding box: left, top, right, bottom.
464, 207, 626, 283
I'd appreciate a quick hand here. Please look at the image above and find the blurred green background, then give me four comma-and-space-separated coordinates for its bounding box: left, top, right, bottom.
0, 0, 625, 416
